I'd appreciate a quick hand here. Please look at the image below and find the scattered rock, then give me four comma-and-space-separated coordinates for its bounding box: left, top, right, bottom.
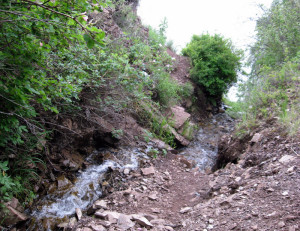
278, 221, 285, 228
279, 155, 295, 164
123, 187, 132, 196
76, 208, 83, 220
180, 207, 192, 214
131, 214, 153, 228
68, 217, 77, 228
94, 200, 108, 210
170, 106, 191, 129
56, 175, 73, 191
141, 166, 155, 176
123, 168, 130, 175
81, 228, 92, 231
148, 192, 158, 201
117, 214, 135, 230
250, 133, 262, 143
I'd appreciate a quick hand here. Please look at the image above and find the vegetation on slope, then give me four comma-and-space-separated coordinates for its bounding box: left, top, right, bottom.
226, 0, 300, 137
0, 0, 183, 205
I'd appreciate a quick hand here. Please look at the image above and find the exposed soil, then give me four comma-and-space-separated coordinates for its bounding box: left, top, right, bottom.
167, 48, 191, 86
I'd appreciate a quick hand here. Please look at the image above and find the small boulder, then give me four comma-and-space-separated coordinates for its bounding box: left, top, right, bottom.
250, 133, 262, 143
75, 208, 83, 220
117, 214, 135, 230
180, 207, 192, 214
131, 214, 153, 228
279, 155, 295, 164
170, 106, 191, 129
94, 200, 108, 210
141, 166, 155, 176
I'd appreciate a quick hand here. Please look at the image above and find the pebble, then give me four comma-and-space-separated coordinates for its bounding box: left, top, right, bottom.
278, 221, 285, 228
282, 191, 289, 196
124, 168, 130, 175
207, 224, 214, 229
180, 207, 192, 214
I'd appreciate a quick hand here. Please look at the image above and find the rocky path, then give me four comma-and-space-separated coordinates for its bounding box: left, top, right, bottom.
66, 129, 299, 231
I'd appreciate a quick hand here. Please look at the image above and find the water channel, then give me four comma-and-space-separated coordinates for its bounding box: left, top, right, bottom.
29, 113, 234, 230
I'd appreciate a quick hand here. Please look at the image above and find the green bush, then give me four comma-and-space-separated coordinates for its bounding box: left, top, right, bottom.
182, 34, 242, 100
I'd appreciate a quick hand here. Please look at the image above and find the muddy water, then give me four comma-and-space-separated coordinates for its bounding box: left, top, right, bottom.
29, 114, 234, 230
179, 113, 235, 170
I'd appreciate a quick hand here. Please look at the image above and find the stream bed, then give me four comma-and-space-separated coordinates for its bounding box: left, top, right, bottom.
29, 113, 234, 230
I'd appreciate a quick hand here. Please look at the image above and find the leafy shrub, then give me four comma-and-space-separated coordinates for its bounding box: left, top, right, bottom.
233, 56, 300, 137
179, 82, 194, 98
182, 34, 242, 100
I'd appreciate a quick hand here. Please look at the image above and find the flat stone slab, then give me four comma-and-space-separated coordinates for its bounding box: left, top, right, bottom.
170, 106, 191, 129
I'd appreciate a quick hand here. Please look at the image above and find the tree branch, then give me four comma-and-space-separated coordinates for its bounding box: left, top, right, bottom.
21, 0, 89, 34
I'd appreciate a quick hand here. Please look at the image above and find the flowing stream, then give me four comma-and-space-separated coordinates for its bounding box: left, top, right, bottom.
179, 113, 235, 170
29, 113, 234, 230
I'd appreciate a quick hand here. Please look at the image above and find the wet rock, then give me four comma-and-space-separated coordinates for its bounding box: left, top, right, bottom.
141, 166, 155, 176
76, 208, 83, 220
57, 175, 73, 191
94, 200, 108, 210
123, 168, 130, 175
131, 214, 153, 228
170, 127, 190, 146
117, 214, 135, 230
69, 217, 77, 228
57, 222, 69, 229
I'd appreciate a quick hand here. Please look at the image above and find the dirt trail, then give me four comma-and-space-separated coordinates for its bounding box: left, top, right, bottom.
73, 132, 299, 231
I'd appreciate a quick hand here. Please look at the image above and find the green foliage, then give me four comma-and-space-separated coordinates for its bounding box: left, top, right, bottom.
112, 129, 124, 139
166, 40, 178, 53
250, 0, 300, 73
179, 82, 194, 98
0, 0, 108, 204
0, 160, 36, 204
182, 34, 242, 100
232, 56, 300, 137
0, 0, 183, 205
233, 0, 300, 137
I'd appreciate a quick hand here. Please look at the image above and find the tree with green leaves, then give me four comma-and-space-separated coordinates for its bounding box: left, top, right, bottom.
250, 0, 300, 74
0, 0, 109, 203
182, 34, 242, 101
